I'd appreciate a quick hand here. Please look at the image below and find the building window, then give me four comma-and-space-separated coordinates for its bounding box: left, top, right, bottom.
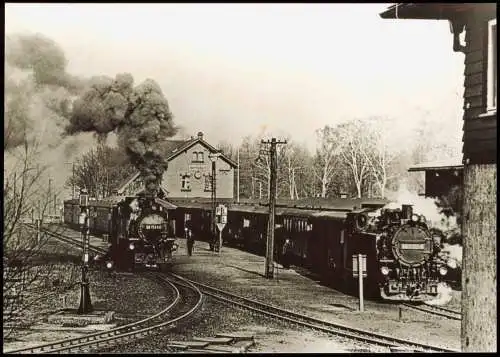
181, 175, 191, 191
192, 151, 205, 163
204, 175, 213, 192
487, 18, 497, 112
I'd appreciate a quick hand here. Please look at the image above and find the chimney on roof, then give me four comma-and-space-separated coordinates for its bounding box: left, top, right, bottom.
197, 132, 204, 140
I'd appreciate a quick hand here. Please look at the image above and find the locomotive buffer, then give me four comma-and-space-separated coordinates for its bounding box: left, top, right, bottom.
215, 204, 227, 254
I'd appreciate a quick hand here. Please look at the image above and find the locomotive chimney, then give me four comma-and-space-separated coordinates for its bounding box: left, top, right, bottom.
402, 204, 413, 220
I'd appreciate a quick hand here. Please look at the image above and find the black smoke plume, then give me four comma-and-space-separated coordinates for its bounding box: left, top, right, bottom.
66, 75, 178, 197
5, 33, 84, 94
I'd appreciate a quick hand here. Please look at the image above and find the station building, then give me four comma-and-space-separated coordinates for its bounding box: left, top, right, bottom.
117, 132, 237, 199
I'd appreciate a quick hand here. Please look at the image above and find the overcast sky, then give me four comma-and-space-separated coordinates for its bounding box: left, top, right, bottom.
6, 3, 464, 151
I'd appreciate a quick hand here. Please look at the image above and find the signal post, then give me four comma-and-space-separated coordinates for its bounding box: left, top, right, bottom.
215, 204, 227, 254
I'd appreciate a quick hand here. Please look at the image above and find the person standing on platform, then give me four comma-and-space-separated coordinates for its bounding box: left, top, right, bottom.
282, 238, 293, 269
186, 226, 195, 256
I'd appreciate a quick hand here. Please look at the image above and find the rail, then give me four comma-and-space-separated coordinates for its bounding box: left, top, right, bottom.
402, 303, 462, 321
23, 223, 107, 256
6, 273, 203, 354
171, 274, 460, 353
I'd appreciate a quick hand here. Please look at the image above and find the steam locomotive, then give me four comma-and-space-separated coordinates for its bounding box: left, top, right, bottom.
63, 195, 178, 271
346, 204, 450, 301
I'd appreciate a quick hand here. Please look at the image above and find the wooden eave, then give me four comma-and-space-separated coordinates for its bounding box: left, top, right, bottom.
379, 3, 495, 20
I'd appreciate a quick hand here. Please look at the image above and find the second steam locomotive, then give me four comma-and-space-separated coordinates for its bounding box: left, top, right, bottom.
346, 204, 450, 301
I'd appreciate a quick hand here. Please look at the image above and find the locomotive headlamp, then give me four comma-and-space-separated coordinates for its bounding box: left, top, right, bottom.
411, 214, 419, 222
106, 262, 113, 269
439, 266, 448, 276
447, 259, 457, 269
129, 243, 135, 251
380, 266, 390, 276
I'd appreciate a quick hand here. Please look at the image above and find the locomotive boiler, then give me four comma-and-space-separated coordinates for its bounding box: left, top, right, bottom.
347, 204, 450, 301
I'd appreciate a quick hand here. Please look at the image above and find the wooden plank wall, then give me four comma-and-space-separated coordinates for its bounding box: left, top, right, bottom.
462, 13, 497, 165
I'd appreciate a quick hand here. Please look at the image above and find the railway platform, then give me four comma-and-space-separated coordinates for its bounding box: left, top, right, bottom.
171, 237, 461, 352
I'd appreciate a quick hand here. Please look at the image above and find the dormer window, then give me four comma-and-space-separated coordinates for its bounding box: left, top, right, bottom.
487, 18, 497, 112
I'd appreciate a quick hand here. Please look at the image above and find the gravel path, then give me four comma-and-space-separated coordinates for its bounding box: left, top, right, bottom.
106, 298, 380, 353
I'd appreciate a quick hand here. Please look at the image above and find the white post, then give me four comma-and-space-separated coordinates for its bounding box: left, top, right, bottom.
219, 229, 223, 255
36, 219, 41, 244
358, 254, 364, 312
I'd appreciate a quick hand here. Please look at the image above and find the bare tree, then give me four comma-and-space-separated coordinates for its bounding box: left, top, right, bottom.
3, 137, 75, 337
312, 126, 344, 198
336, 119, 372, 198
277, 141, 313, 200
360, 118, 400, 198
66, 144, 136, 198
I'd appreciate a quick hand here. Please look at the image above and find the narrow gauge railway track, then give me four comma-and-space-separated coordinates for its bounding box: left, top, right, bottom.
6, 273, 204, 354
402, 303, 461, 321
171, 274, 460, 353
23, 223, 107, 256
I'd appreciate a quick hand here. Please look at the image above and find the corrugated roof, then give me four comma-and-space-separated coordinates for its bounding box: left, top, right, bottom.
155, 198, 177, 210
408, 158, 463, 172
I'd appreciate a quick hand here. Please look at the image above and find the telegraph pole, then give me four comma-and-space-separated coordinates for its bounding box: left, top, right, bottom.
262, 138, 287, 279
48, 178, 52, 215
237, 148, 240, 203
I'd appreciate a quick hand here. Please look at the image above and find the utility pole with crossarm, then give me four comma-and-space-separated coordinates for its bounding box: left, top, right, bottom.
261, 138, 287, 279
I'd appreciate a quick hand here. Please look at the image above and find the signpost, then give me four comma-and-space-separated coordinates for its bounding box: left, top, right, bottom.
352, 254, 367, 312
215, 204, 227, 254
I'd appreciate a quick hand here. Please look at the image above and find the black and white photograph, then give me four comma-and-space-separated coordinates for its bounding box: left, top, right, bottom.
4, 3, 496, 353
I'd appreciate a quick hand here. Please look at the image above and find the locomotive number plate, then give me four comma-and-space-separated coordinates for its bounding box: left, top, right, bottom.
400, 243, 425, 250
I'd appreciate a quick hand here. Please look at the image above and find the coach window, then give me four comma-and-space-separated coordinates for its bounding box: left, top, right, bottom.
487, 18, 497, 112
181, 174, 191, 191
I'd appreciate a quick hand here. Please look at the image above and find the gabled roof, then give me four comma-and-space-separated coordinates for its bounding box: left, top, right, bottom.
379, 3, 495, 20
167, 137, 238, 168
116, 133, 237, 194
117, 172, 142, 193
